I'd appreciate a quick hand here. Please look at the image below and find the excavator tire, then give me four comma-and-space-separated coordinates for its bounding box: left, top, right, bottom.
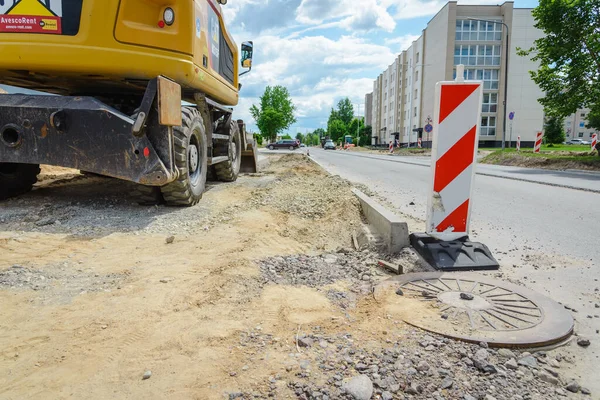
0, 163, 41, 200
160, 107, 207, 206
215, 120, 242, 182
131, 185, 164, 205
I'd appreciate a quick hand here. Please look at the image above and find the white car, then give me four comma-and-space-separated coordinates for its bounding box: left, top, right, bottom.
566, 138, 591, 145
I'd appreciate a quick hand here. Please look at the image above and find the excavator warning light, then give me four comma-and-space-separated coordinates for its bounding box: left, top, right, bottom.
163, 8, 175, 26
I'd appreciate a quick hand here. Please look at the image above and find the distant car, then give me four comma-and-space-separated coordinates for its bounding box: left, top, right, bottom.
323, 140, 336, 150
267, 139, 299, 150
300, 144, 306, 148
566, 138, 591, 145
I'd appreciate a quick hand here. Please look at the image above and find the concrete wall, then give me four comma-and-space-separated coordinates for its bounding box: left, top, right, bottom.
422, 3, 451, 145
364, 92, 373, 128
506, 8, 544, 144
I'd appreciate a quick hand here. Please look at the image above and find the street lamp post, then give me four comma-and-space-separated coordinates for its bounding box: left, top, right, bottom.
467, 17, 509, 150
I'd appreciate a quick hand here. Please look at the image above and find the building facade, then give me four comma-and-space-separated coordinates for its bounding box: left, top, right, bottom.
563, 109, 596, 141
364, 92, 373, 128
368, 1, 545, 147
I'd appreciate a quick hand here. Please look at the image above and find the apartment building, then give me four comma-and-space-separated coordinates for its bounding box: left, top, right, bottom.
564, 109, 596, 141
369, 1, 545, 147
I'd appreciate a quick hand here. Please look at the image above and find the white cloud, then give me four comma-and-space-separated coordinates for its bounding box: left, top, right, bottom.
384, 34, 421, 52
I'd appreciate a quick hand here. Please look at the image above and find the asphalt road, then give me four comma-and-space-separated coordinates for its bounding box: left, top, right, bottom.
309, 147, 600, 391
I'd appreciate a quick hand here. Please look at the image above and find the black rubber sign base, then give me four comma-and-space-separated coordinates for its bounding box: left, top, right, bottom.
410, 233, 500, 271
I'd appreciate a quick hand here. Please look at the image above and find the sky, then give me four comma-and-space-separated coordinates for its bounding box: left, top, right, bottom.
225, 0, 539, 134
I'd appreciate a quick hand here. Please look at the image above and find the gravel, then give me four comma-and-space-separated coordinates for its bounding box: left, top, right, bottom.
241, 325, 591, 400
0, 264, 124, 304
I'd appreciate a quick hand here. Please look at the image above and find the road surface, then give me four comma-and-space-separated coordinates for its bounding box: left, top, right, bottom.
309, 147, 600, 392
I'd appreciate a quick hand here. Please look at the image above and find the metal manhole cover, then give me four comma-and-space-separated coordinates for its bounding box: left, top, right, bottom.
374, 272, 573, 348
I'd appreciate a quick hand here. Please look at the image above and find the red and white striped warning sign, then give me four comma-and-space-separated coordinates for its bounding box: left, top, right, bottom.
418, 138, 422, 148
426, 66, 483, 240
592, 133, 598, 150
534, 131, 543, 153
516, 135, 521, 151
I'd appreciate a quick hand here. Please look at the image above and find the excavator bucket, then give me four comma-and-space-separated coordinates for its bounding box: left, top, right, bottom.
238, 120, 258, 173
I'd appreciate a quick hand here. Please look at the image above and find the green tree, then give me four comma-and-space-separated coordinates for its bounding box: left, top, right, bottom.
281, 134, 292, 139
348, 117, 365, 142
295, 132, 305, 143
329, 119, 346, 142
337, 98, 355, 126
253, 132, 263, 146
586, 110, 600, 130
313, 128, 326, 139
544, 116, 565, 145
250, 86, 297, 142
518, 0, 600, 117
359, 125, 372, 146
327, 108, 340, 136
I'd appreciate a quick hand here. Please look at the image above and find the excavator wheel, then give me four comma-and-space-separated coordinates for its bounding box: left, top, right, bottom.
130, 185, 164, 206
215, 120, 242, 182
0, 163, 41, 200
160, 107, 207, 206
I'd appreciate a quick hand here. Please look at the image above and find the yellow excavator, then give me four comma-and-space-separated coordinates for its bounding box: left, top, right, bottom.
0, 0, 257, 206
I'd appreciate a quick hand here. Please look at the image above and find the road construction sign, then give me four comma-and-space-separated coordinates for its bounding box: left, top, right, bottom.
426, 66, 483, 240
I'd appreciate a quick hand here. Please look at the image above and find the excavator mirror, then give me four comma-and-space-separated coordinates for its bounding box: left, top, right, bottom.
241, 41, 253, 69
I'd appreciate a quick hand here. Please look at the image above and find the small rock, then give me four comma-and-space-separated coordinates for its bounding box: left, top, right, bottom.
505, 358, 518, 370
101, 325, 108, 329
577, 338, 591, 347
395, 288, 404, 296
165, 236, 175, 244
342, 374, 373, 400
460, 293, 474, 300
497, 349, 516, 359
479, 341, 488, 348
416, 360, 430, 372
566, 381, 581, 393
538, 371, 559, 385
319, 340, 328, 349
544, 367, 559, 378
555, 388, 567, 396
549, 359, 560, 368
242, 365, 249, 371
142, 371, 152, 380
482, 364, 497, 374
441, 314, 448, 319
229, 393, 243, 400
381, 391, 393, 400
229, 371, 237, 377
355, 363, 368, 371
405, 382, 422, 395
475, 349, 489, 361
518, 355, 538, 368
440, 377, 453, 389
298, 337, 314, 347
582, 387, 591, 395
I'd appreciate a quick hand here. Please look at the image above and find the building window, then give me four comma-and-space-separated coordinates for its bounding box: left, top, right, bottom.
385, 79, 388, 87
384, 106, 387, 113
416, 52, 420, 63
415, 70, 419, 81
454, 45, 501, 66
482, 93, 498, 113
452, 68, 499, 89
566, 121, 572, 126
581, 113, 586, 117
414, 107, 417, 117
481, 116, 496, 136
414, 89, 418, 99
579, 132, 584, 137
455, 19, 502, 41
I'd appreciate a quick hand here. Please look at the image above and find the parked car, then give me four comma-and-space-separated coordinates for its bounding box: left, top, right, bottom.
267, 139, 300, 150
566, 138, 591, 145
300, 144, 306, 148
323, 140, 336, 150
